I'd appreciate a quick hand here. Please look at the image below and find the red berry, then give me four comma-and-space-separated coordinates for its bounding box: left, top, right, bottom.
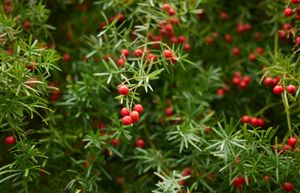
263, 77, 274, 87
133, 104, 143, 114
170, 36, 178, 44
164, 24, 173, 32
82, 161, 89, 167
244, 23, 252, 31
117, 58, 126, 67
232, 176, 246, 188
237, 24, 245, 33
273, 85, 284, 95
133, 49, 143, 57
168, 8, 176, 16
232, 77, 241, 85
239, 81, 247, 89
216, 89, 225, 96
5, 135, 15, 145
273, 76, 281, 85
224, 34, 233, 43
241, 115, 250, 123
63, 53, 71, 62
291, 0, 299, 4
183, 44, 191, 52
278, 30, 287, 40
220, 11, 229, 20
232, 47, 240, 56
257, 118, 265, 127
256, 47, 264, 55
284, 8, 293, 17
120, 107, 130, 117
283, 23, 292, 31
242, 76, 251, 84
295, 36, 300, 46
111, 139, 120, 146
135, 139, 145, 148
121, 49, 130, 58
147, 53, 157, 62
205, 37, 214, 45
286, 85, 297, 94
178, 35, 186, 43
24, 20, 30, 29
163, 50, 173, 59
130, 111, 140, 123
165, 107, 173, 116
248, 53, 256, 62
282, 182, 295, 192
122, 115, 132, 125
181, 168, 192, 176
118, 85, 129, 95
287, 137, 297, 151
162, 3, 171, 11
250, 117, 259, 126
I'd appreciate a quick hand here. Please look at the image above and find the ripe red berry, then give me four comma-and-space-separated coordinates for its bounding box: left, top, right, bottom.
135, 139, 145, 148
263, 77, 274, 87
183, 44, 191, 52
220, 11, 229, 20
242, 76, 251, 84
178, 35, 186, 43
284, 8, 293, 17
237, 24, 245, 33
239, 81, 247, 89
122, 115, 132, 125
248, 53, 256, 62
121, 49, 130, 58
273, 76, 280, 85
82, 161, 89, 168
295, 36, 300, 46
257, 118, 265, 127
162, 3, 171, 11
133, 49, 143, 57
224, 34, 233, 43
63, 53, 71, 62
273, 85, 284, 95
241, 115, 250, 123
111, 138, 120, 146
5, 135, 15, 145
278, 30, 287, 40
205, 37, 214, 45
232, 176, 246, 188
287, 137, 297, 151
232, 47, 240, 56
181, 168, 192, 176
164, 24, 173, 32
133, 104, 143, 114
117, 58, 126, 67
118, 85, 129, 95
147, 53, 157, 62
283, 23, 292, 30
282, 182, 295, 192
165, 107, 173, 116
130, 111, 140, 123
286, 85, 297, 94
216, 89, 225, 96
163, 50, 173, 59
250, 117, 259, 126
24, 20, 30, 29
291, 0, 299, 4
256, 47, 264, 55
120, 107, 130, 117
244, 23, 252, 31
232, 77, 241, 85
168, 8, 176, 16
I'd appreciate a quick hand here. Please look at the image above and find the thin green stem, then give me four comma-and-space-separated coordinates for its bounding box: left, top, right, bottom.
282, 92, 292, 132
24, 180, 29, 193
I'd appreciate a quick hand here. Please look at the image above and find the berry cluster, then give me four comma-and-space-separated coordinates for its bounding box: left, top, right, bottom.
232, 71, 251, 90
120, 104, 143, 126
241, 115, 265, 127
